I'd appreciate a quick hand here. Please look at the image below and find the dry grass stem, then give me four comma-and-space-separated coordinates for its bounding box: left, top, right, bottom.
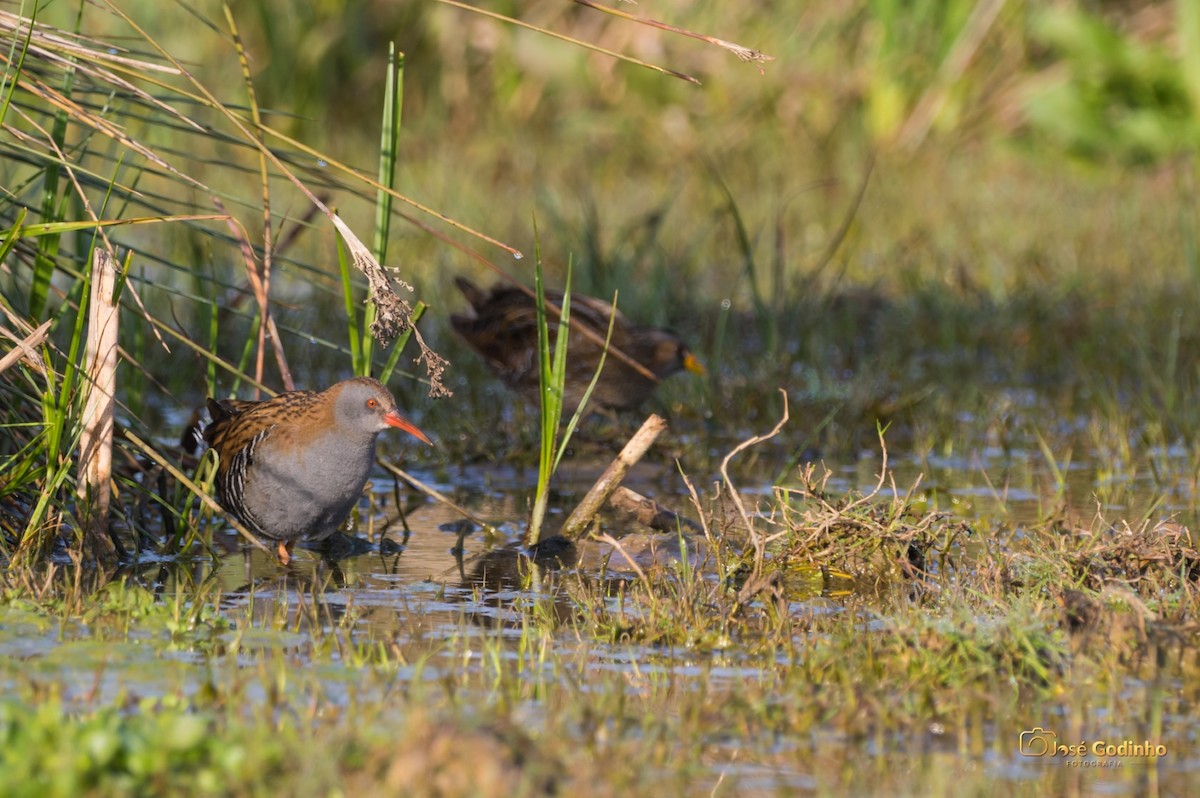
378, 461, 496, 534
258, 122, 524, 259
122, 430, 273, 556
329, 214, 452, 397
0, 318, 50, 376
561, 414, 667, 540
222, 6, 285, 394
214, 198, 293, 393
571, 0, 774, 70
0, 11, 182, 75
9, 100, 174, 354
719, 389, 789, 559
679, 470, 716, 548
438, 0, 701, 84
595, 532, 650, 583
98, 1, 453, 396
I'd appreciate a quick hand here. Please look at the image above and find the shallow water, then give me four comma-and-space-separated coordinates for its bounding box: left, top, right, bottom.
7, 434, 1198, 794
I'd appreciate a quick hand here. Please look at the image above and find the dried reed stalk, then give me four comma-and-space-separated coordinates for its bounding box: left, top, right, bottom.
560, 414, 667, 540
0, 318, 51, 375
78, 248, 120, 568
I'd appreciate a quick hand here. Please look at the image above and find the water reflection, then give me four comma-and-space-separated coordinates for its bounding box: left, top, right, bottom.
7, 436, 1200, 795
141, 440, 1134, 637
49, 432, 1200, 645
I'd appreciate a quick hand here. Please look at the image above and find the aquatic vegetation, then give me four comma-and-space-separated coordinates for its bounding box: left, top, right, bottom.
3, 1, 1200, 795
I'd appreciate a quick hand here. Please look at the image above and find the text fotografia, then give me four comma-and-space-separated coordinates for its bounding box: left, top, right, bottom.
1020, 728, 1167, 762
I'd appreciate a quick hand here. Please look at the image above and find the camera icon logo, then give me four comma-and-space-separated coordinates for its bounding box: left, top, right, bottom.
1019, 728, 1057, 756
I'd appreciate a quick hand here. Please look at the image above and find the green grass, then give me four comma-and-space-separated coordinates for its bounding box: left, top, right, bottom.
0, 466, 1194, 796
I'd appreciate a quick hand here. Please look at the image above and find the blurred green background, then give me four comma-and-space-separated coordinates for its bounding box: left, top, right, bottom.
4, 0, 1200, 456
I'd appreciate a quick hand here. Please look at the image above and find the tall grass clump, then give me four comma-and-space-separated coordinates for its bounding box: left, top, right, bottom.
0, 7, 472, 568
0, 0, 777, 568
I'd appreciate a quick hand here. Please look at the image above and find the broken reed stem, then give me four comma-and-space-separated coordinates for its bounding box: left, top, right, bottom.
560, 414, 667, 540
608, 486, 702, 535
78, 248, 119, 568
0, 318, 51, 375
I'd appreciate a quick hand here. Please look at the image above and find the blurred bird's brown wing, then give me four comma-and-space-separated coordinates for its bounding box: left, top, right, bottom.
451, 279, 663, 404
453, 279, 628, 335
451, 286, 542, 377
569, 292, 630, 333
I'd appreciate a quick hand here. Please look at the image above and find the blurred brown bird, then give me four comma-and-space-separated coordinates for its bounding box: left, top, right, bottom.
202, 377, 430, 563
450, 277, 704, 414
